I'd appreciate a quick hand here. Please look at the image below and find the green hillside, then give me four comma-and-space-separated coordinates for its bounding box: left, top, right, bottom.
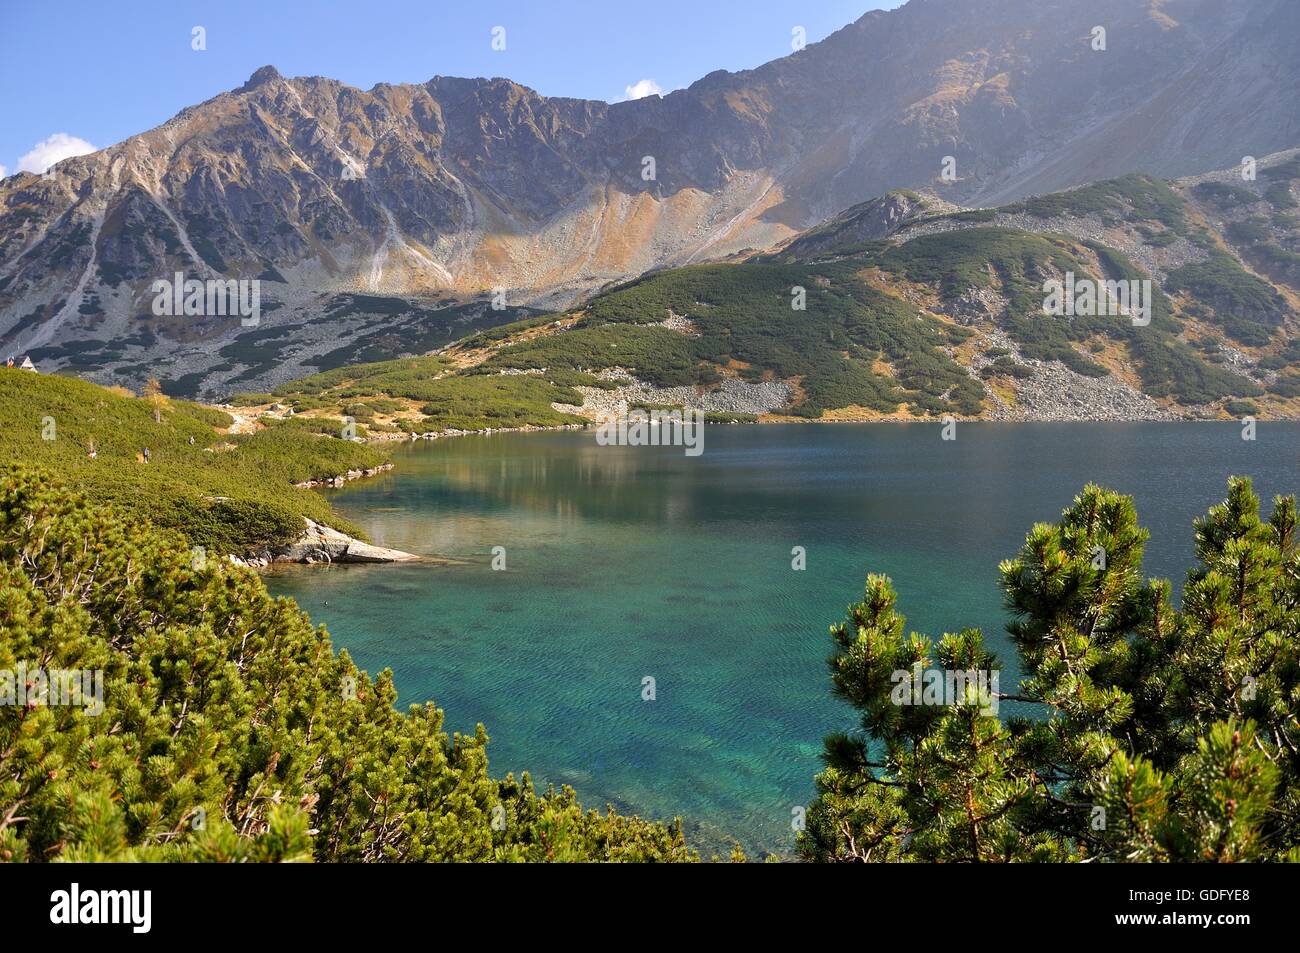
236, 165, 1297, 426
0, 368, 384, 554
504, 261, 985, 416
0, 466, 696, 862
463, 171, 1292, 419
241, 354, 592, 434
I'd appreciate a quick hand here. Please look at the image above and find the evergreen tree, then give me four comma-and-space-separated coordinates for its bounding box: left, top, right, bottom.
800, 478, 1300, 862
0, 466, 694, 863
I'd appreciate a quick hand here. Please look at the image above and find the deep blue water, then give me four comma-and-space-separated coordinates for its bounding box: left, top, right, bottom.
267, 422, 1299, 855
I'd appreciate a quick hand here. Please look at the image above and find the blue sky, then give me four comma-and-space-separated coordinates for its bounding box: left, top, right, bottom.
0, 0, 903, 178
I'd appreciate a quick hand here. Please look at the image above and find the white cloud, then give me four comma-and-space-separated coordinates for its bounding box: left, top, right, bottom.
623, 79, 663, 101
0, 165, 8, 179
16, 133, 96, 175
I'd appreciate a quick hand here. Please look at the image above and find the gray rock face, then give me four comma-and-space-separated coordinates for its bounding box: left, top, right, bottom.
236, 518, 419, 567
562, 376, 792, 419
775, 190, 949, 259
276, 520, 419, 564
293, 463, 394, 489
3, 0, 1296, 394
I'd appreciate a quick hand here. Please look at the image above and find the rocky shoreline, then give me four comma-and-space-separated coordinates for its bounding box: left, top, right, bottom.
256, 387, 1287, 574
230, 518, 420, 569
373, 423, 588, 442
294, 463, 394, 489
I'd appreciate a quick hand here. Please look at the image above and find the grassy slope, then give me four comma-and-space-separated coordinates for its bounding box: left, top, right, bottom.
0, 368, 385, 554
486, 261, 984, 416
242, 354, 592, 434
244, 169, 1297, 425
461, 221, 1265, 415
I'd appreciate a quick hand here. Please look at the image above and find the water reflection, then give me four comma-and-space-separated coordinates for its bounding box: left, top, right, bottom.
282, 422, 1300, 856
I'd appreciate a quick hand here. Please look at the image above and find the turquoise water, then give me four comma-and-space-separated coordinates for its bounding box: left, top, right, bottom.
266, 422, 1299, 856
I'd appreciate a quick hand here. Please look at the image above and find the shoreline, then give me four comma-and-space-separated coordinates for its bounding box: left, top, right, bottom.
280, 415, 1294, 572
231, 517, 423, 570
357, 414, 1300, 449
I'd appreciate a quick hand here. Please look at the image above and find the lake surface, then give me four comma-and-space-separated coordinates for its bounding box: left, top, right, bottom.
266, 422, 1299, 856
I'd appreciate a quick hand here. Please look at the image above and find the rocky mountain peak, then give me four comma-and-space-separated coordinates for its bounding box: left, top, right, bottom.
1, 0, 1296, 394
240, 65, 283, 91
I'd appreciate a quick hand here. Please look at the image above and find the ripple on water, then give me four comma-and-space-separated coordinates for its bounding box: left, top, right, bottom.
271, 423, 1300, 856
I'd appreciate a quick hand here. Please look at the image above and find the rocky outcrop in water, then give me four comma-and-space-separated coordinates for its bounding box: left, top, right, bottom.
231, 518, 419, 568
